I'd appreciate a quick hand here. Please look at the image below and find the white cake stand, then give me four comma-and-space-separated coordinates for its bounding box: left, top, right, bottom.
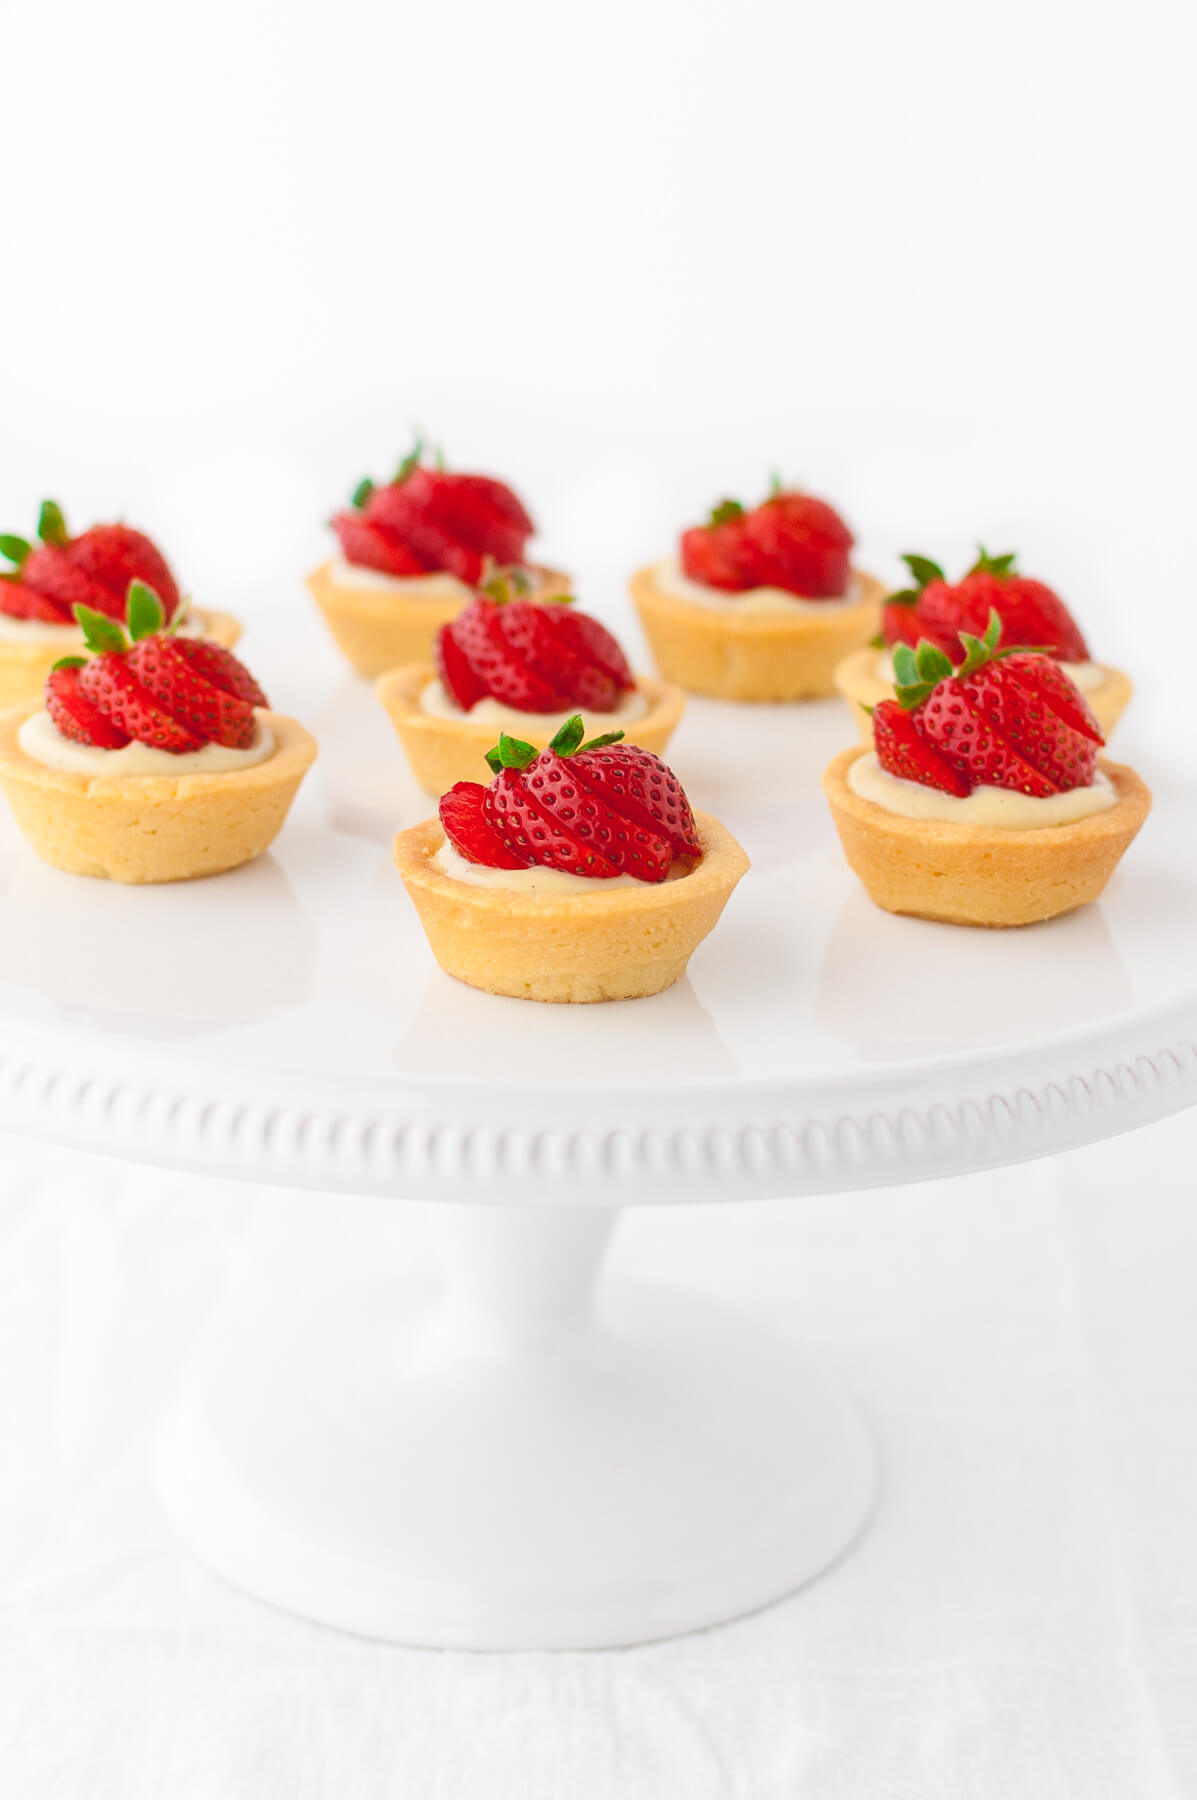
0, 607, 1193, 1649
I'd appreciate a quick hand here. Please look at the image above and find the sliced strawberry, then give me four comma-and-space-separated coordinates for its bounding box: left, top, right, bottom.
547, 607, 633, 697
1003, 652, 1102, 743
436, 620, 491, 711
483, 762, 625, 879
20, 545, 125, 620
915, 569, 1089, 664
0, 576, 73, 623
45, 665, 131, 748
743, 492, 853, 597
883, 599, 944, 652
332, 511, 427, 577
873, 699, 970, 796
942, 659, 1100, 792
680, 513, 765, 591
501, 748, 674, 880
411, 471, 532, 566
168, 636, 269, 707
127, 636, 258, 749
365, 483, 484, 585
439, 781, 527, 867
79, 653, 204, 752
570, 743, 702, 859
447, 599, 564, 711
66, 525, 181, 620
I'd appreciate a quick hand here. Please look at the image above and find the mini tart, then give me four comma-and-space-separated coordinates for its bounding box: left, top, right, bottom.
834, 646, 1134, 745
823, 746, 1151, 928
629, 566, 885, 702
394, 809, 749, 1003
0, 607, 241, 714
307, 560, 572, 679
376, 664, 686, 797
0, 702, 316, 884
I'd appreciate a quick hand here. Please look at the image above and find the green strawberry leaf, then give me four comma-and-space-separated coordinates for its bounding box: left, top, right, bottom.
38, 500, 68, 546
548, 715, 586, 757
0, 534, 31, 566
869, 631, 885, 648
480, 566, 533, 606
969, 545, 1018, 578
884, 587, 919, 609
51, 655, 86, 672
900, 553, 945, 591
126, 581, 165, 641
914, 640, 953, 685
394, 437, 425, 484
493, 731, 539, 771
72, 603, 127, 656
768, 470, 783, 496
892, 639, 938, 710
351, 477, 375, 510
707, 499, 744, 528
579, 730, 626, 753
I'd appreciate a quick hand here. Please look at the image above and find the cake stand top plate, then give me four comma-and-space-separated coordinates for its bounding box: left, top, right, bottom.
0, 603, 1193, 1203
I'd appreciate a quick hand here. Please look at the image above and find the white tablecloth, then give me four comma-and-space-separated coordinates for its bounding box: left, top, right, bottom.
1, 1113, 1195, 1799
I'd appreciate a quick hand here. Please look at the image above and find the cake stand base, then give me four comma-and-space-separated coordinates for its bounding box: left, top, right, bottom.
154, 1205, 875, 1650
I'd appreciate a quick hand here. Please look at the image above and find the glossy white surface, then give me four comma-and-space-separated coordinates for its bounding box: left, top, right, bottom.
0, 596, 1193, 1203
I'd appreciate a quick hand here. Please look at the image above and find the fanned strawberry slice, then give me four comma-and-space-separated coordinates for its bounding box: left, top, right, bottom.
569, 743, 702, 859
483, 763, 626, 879
883, 551, 1091, 664
873, 699, 970, 796
79, 652, 205, 752
45, 666, 132, 748
365, 484, 484, 586
127, 636, 258, 748
681, 487, 853, 597
65, 524, 181, 619
332, 511, 427, 577
437, 593, 633, 715
440, 781, 527, 867
18, 545, 124, 620
0, 576, 72, 622
168, 636, 269, 707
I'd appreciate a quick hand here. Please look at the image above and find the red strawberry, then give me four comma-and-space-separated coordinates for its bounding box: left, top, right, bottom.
364, 483, 484, 585
883, 550, 1090, 663
884, 612, 1103, 797
45, 665, 131, 748
42, 586, 269, 754
567, 743, 701, 859
439, 781, 527, 868
336, 448, 536, 583
0, 576, 71, 622
16, 544, 119, 620
65, 524, 181, 619
452, 717, 699, 881
873, 699, 970, 796
332, 511, 427, 577
680, 487, 853, 598
127, 636, 258, 748
169, 637, 268, 708
437, 592, 633, 715
680, 504, 767, 592
743, 492, 853, 597
79, 653, 205, 752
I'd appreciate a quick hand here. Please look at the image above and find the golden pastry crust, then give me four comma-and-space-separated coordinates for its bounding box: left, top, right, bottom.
833, 645, 1134, 744
823, 746, 1151, 927
0, 703, 317, 884
375, 664, 687, 797
307, 560, 572, 679
629, 564, 884, 702
0, 606, 241, 713
394, 809, 749, 1002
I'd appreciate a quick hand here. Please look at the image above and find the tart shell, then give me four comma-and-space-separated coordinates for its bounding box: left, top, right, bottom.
0, 704, 317, 884
823, 746, 1152, 928
0, 606, 241, 713
394, 809, 749, 1003
307, 560, 572, 679
376, 664, 687, 797
629, 565, 884, 702
833, 646, 1134, 744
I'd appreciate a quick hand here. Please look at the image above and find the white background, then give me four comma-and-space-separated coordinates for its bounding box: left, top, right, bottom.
2, 0, 1196, 1794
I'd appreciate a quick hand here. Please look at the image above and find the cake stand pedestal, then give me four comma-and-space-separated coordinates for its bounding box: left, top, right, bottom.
155, 1203, 874, 1649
